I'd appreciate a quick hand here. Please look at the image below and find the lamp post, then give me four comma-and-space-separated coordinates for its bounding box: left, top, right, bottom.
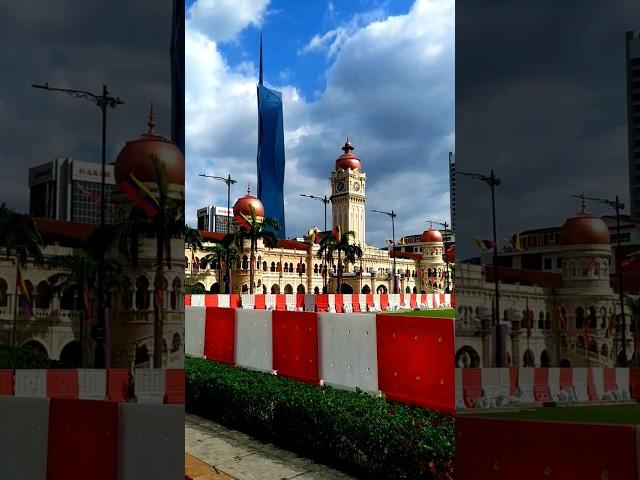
200, 174, 237, 294
458, 170, 502, 367
371, 209, 398, 294
32, 83, 123, 368
300, 194, 330, 293
573, 193, 628, 366
426, 220, 451, 292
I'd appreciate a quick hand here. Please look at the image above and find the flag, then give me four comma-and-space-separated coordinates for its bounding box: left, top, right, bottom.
154, 288, 165, 308
557, 307, 567, 331
333, 225, 341, 243
606, 313, 616, 338
583, 313, 590, 349
582, 258, 600, 275
120, 174, 159, 217
16, 268, 32, 320
473, 237, 495, 252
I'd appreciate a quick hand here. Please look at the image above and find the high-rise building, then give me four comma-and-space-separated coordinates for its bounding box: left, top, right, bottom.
627, 31, 640, 217
28, 158, 115, 224
256, 36, 286, 239
196, 205, 234, 233
449, 151, 456, 231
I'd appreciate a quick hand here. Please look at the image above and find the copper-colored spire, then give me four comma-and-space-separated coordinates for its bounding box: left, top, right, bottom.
342, 138, 354, 153
147, 102, 156, 134
247, 184, 251, 196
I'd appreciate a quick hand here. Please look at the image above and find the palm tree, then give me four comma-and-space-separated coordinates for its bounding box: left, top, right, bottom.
102, 154, 184, 368
317, 230, 363, 293
626, 296, 640, 367
0, 204, 44, 347
235, 206, 279, 294
184, 225, 202, 275
47, 252, 122, 366
199, 234, 239, 293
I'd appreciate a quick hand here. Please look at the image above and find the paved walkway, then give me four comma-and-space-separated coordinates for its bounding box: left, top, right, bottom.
185, 414, 354, 480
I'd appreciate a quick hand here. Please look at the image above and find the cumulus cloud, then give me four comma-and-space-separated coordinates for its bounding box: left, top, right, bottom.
186, 0, 454, 247
187, 0, 270, 42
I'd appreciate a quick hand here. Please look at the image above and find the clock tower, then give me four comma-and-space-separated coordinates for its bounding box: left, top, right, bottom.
330, 139, 367, 246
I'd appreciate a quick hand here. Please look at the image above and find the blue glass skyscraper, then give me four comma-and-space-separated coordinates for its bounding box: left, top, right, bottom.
256, 36, 286, 239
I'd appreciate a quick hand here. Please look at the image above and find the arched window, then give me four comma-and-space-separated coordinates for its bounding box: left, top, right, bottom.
314, 286, 320, 294
135, 276, 150, 310
588, 306, 597, 329
242, 255, 249, 270
314, 264, 319, 274
0, 278, 8, 307
522, 349, 535, 367
171, 332, 181, 353
283, 263, 288, 273
297, 284, 305, 294
35, 281, 51, 309
241, 284, 248, 293
575, 307, 585, 329
545, 312, 551, 330
271, 262, 276, 272
271, 284, 280, 294
289, 262, 294, 272
263, 261, 267, 271
538, 311, 544, 329
170, 277, 181, 310
405, 286, 411, 293
184, 256, 188, 268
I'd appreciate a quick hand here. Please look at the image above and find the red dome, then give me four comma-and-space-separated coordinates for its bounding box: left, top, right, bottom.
421, 228, 443, 243
560, 209, 610, 246
114, 109, 184, 187
233, 187, 265, 219
335, 139, 361, 171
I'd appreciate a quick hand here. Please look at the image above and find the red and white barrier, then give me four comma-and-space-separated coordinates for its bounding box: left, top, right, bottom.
187, 293, 454, 313
457, 367, 636, 409
186, 306, 455, 413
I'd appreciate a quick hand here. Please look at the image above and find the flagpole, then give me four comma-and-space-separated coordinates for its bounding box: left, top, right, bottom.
11, 257, 19, 349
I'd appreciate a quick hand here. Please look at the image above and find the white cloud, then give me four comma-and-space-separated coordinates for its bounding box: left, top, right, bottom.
187, 0, 270, 42
186, 0, 454, 247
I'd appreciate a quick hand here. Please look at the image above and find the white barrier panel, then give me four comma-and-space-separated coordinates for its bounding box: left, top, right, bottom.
481, 368, 510, 407
573, 368, 589, 402
616, 368, 630, 400
444, 294, 451, 307
77, 369, 107, 400
15, 369, 47, 398
190, 294, 205, 307
388, 294, 399, 311
241, 294, 254, 309
265, 294, 276, 310
548, 368, 562, 402
235, 309, 273, 373
343, 294, 352, 313
517, 368, 535, 402
304, 294, 316, 312
358, 294, 367, 312
327, 294, 336, 313
318, 313, 379, 393
217, 295, 230, 308
135, 369, 166, 404
0, 397, 49, 479
185, 306, 206, 358
285, 294, 297, 311
118, 403, 184, 480
372, 295, 381, 312
591, 368, 604, 400
456, 369, 465, 410
431, 294, 439, 308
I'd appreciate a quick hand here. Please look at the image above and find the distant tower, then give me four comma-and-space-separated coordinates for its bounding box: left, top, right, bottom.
171, 0, 185, 153
449, 152, 455, 231
330, 139, 366, 246
626, 31, 640, 217
256, 35, 286, 238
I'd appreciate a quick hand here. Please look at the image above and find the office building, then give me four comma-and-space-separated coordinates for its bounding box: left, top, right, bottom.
449, 151, 456, 231
627, 31, 640, 217
196, 205, 234, 233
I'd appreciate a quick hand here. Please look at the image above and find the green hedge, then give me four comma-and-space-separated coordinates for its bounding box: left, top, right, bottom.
0, 346, 51, 369
186, 357, 454, 479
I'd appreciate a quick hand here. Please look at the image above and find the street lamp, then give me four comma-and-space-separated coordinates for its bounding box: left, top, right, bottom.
371, 209, 398, 294
458, 169, 502, 367
573, 193, 628, 366
199, 174, 237, 294
32, 83, 123, 369
300, 193, 330, 293
426, 220, 451, 293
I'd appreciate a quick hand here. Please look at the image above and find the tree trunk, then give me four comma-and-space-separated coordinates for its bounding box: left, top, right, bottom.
154, 231, 164, 369
250, 237, 256, 294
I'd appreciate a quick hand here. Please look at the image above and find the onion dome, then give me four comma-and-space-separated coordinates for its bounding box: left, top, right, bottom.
233, 185, 265, 219
335, 139, 361, 171
114, 105, 185, 186
559, 203, 610, 246
421, 227, 443, 243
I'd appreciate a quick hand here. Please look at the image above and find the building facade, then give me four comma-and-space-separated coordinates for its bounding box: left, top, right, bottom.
187, 142, 451, 296
627, 31, 640, 217
197, 205, 234, 233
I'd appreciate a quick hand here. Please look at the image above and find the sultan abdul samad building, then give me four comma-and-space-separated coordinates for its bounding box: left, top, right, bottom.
186, 140, 452, 296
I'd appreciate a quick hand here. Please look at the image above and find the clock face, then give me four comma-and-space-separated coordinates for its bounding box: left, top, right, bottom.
336, 181, 345, 192
353, 182, 361, 192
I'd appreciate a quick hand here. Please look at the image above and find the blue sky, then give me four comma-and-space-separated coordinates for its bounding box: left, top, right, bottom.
185, 0, 454, 247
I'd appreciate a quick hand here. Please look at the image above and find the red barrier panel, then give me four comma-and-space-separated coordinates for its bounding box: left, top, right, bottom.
275, 294, 287, 311
0, 369, 13, 395
462, 368, 482, 408
107, 369, 129, 402
351, 294, 361, 312
379, 294, 389, 310
272, 311, 319, 384
366, 294, 374, 308
296, 294, 305, 310
334, 294, 343, 312
587, 368, 598, 401
204, 307, 236, 364
47, 370, 79, 399
509, 368, 518, 396
204, 294, 218, 307
603, 367, 617, 393
409, 294, 417, 308
185, 294, 191, 306
47, 399, 119, 480
456, 416, 638, 480
315, 295, 328, 312
376, 315, 454, 413
630, 368, 640, 400
533, 368, 551, 402
165, 369, 185, 404
559, 368, 573, 392
254, 295, 266, 309
230, 294, 241, 308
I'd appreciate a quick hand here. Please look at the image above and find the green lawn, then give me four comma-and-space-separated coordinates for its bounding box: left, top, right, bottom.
386, 308, 455, 318
474, 404, 640, 425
